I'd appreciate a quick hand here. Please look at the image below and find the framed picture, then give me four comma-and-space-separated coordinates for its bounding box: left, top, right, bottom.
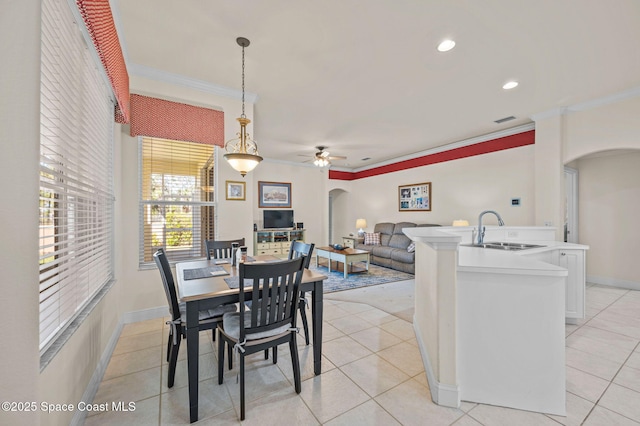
258, 181, 292, 208
225, 180, 245, 201
399, 182, 431, 211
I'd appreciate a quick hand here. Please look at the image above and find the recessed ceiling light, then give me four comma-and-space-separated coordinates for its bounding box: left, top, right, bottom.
503, 81, 519, 90
437, 39, 456, 52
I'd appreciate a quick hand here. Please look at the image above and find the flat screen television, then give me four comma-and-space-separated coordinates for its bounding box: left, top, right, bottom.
263, 210, 294, 229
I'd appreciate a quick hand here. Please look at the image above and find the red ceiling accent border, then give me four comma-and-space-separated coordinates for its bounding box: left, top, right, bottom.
76, 0, 130, 123
129, 94, 225, 146
329, 130, 535, 181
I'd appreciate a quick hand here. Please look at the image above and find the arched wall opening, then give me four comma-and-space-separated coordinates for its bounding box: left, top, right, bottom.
565, 148, 640, 288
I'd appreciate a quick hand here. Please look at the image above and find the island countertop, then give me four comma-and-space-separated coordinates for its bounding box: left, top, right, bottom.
402, 225, 588, 415
403, 225, 588, 277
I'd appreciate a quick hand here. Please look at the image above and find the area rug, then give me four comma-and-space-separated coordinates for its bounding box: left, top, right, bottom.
309, 262, 414, 293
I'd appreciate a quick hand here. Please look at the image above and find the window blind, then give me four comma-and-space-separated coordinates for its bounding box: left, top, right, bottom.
139, 137, 216, 266
39, 0, 115, 352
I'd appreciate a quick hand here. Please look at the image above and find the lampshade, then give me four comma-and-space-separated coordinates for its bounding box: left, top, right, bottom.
452, 219, 470, 226
356, 218, 367, 229
224, 152, 262, 176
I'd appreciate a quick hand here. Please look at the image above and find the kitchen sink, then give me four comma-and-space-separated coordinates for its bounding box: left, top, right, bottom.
461, 242, 545, 251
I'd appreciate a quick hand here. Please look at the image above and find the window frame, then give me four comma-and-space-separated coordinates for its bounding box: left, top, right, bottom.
138, 137, 218, 267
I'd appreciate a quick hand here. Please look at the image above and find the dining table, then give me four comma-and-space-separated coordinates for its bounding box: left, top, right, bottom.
175, 255, 327, 423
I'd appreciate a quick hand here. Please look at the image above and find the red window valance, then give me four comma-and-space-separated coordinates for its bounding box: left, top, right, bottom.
76, 0, 130, 123
129, 94, 225, 146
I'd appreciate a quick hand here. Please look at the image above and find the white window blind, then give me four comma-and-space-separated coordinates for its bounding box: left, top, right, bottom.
39, 0, 115, 352
139, 137, 216, 266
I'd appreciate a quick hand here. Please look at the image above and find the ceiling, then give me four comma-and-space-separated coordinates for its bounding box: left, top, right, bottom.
113, 0, 640, 170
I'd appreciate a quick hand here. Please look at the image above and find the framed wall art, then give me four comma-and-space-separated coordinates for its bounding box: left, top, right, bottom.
225, 180, 246, 200
258, 181, 292, 208
399, 182, 431, 211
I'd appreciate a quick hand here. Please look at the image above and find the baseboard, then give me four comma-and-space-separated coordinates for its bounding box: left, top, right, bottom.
413, 317, 460, 408
587, 275, 640, 291
71, 305, 167, 425
122, 305, 168, 324
70, 319, 124, 426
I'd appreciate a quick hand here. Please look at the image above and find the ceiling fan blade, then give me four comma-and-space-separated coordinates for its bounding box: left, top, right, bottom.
327, 155, 347, 160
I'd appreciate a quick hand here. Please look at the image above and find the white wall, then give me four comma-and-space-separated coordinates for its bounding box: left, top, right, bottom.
577, 151, 640, 285
344, 145, 536, 230
564, 96, 640, 162
251, 162, 329, 249
533, 96, 640, 288
0, 1, 41, 423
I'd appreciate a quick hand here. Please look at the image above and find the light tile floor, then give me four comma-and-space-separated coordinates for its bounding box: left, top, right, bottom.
85, 281, 640, 425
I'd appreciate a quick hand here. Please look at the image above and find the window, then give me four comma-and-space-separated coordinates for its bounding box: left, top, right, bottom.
139, 137, 216, 265
39, 0, 115, 352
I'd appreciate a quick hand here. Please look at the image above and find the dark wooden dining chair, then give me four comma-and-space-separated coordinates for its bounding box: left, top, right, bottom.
288, 240, 315, 345
153, 248, 236, 388
204, 238, 246, 260
217, 257, 305, 420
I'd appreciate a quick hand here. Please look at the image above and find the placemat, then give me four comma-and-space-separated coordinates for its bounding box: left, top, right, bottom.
224, 277, 238, 289
183, 265, 229, 280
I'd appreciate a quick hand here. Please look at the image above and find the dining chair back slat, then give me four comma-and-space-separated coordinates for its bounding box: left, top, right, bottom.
205, 238, 246, 260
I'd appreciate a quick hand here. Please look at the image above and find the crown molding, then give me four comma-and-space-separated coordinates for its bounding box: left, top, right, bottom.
127, 63, 259, 103
333, 122, 535, 174
531, 86, 640, 121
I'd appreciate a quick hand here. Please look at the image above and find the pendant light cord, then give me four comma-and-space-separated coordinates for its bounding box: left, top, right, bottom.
241, 43, 246, 118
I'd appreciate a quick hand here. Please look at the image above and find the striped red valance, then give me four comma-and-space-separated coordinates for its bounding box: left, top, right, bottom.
129, 94, 225, 146
76, 0, 130, 123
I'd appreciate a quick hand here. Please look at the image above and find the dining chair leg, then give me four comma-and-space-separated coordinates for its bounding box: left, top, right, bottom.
166, 332, 172, 362
167, 337, 181, 388
264, 349, 269, 360
227, 342, 233, 370
240, 355, 246, 421
299, 296, 310, 345
272, 346, 277, 364
290, 334, 302, 393
217, 334, 224, 385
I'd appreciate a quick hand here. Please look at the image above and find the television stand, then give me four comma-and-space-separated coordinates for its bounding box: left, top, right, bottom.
253, 229, 306, 256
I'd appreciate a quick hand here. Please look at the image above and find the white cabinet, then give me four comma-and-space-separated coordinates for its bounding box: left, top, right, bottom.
523, 248, 585, 323
253, 229, 306, 256
558, 249, 585, 324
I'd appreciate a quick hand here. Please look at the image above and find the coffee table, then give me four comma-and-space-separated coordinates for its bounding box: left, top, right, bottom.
315, 246, 370, 278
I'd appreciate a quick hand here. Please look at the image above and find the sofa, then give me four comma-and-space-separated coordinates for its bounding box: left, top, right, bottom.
354, 222, 440, 274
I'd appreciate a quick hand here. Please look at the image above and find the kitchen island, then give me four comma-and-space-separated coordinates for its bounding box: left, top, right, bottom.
403, 225, 588, 416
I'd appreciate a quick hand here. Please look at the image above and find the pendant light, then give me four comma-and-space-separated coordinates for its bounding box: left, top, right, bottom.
224, 37, 263, 177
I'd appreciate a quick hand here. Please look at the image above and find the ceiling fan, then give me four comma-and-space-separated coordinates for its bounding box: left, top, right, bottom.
301, 146, 347, 167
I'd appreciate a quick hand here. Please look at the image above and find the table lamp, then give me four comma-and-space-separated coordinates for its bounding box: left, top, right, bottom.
356, 218, 367, 237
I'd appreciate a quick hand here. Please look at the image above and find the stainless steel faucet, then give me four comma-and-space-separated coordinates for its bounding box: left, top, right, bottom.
477, 210, 505, 244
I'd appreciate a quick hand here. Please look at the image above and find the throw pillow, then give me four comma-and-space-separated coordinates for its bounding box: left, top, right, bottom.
364, 232, 381, 245
407, 242, 415, 253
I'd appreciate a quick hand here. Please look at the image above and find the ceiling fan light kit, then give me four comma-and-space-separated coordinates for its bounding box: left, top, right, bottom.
224, 37, 263, 177
311, 145, 346, 167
